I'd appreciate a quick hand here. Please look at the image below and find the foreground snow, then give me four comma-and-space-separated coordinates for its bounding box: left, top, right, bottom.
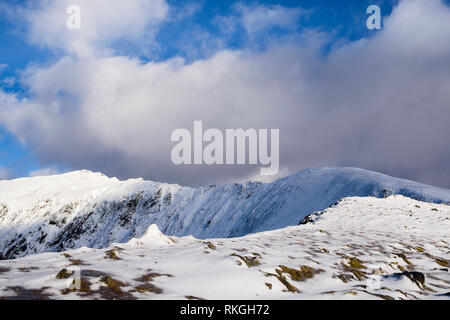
0, 196, 448, 300
1, 167, 450, 259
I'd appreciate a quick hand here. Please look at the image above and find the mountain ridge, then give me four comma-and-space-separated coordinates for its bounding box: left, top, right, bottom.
1, 167, 449, 260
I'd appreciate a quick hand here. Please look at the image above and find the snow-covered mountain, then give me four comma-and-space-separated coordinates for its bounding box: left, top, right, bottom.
1, 167, 450, 260
0, 195, 448, 300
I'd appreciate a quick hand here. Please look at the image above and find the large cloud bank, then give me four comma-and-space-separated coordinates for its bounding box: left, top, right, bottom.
0, 0, 449, 187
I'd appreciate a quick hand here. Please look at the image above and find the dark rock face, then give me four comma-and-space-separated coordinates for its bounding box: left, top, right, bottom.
387, 271, 426, 288
0, 190, 171, 260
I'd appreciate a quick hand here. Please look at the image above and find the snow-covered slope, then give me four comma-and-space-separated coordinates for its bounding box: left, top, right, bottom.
0, 196, 448, 300
1, 167, 450, 259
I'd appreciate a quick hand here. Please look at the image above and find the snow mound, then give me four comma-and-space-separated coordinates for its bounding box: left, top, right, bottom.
126, 224, 174, 246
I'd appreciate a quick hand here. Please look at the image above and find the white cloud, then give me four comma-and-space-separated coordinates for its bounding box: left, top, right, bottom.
235, 3, 305, 36
0, 41, 324, 185
0, 166, 12, 180
20, 0, 169, 55
170, 2, 202, 21
1, 77, 15, 87
0, 0, 450, 187
29, 167, 59, 177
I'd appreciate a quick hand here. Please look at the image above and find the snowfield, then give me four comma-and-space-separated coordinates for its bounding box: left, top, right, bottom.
1, 167, 450, 260
0, 195, 448, 300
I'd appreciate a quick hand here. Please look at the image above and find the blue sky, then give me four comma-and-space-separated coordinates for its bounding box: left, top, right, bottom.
0, 0, 449, 187
0, 0, 398, 79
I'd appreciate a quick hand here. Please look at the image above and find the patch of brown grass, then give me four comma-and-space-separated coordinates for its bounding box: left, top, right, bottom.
231, 253, 261, 267
276, 265, 324, 282
17, 267, 39, 273
105, 249, 121, 260
56, 268, 73, 279
204, 242, 216, 250
263, 271, 299, 293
